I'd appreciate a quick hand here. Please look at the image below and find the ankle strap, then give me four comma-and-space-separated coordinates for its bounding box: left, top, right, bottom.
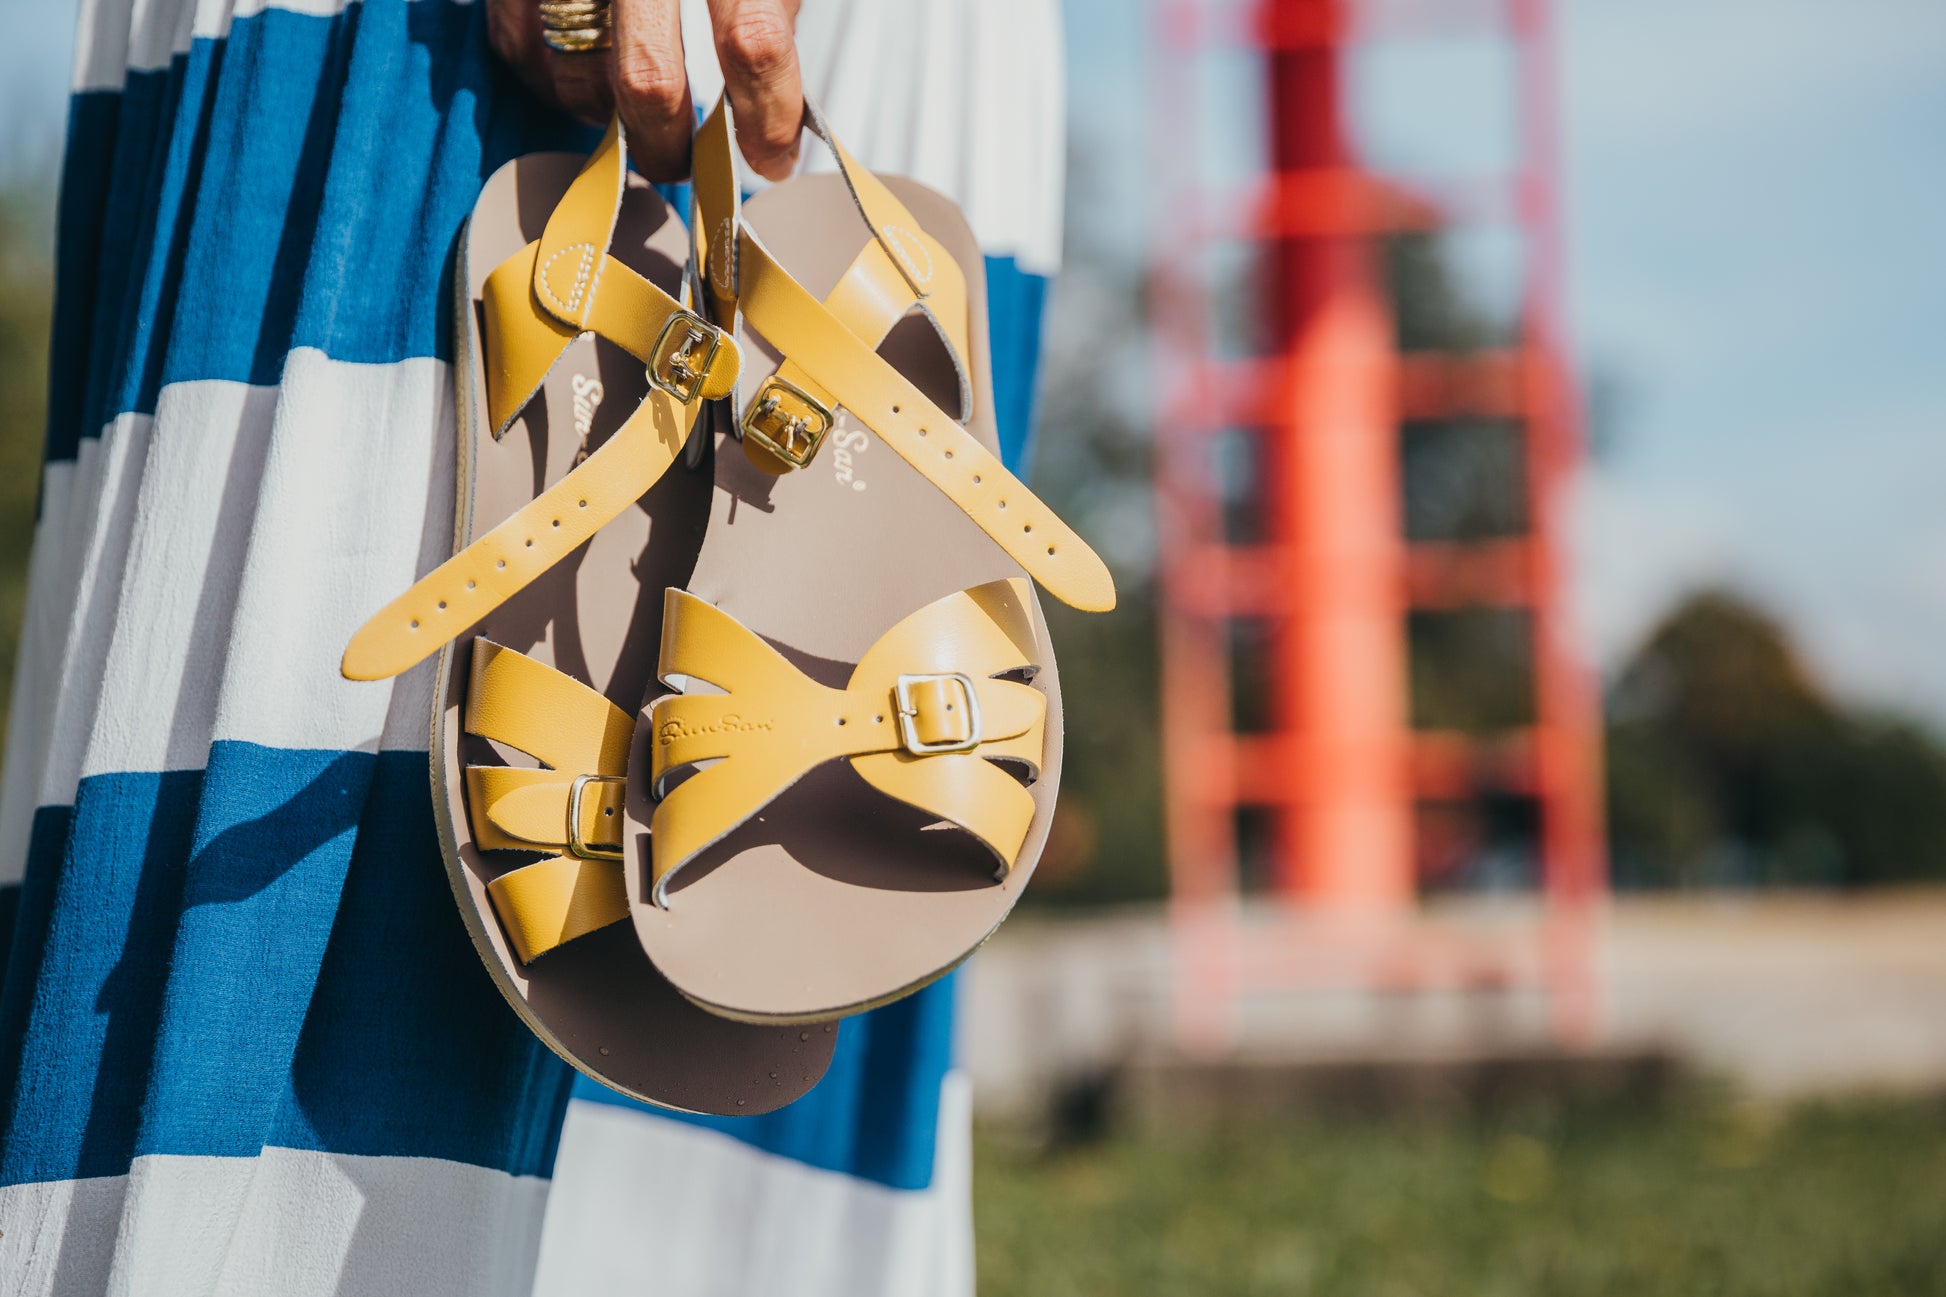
688, 96, 1115, 614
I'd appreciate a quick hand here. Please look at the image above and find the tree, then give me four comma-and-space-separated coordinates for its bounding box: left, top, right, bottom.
0, 173, 53, 741
1606, 591, 1946, 887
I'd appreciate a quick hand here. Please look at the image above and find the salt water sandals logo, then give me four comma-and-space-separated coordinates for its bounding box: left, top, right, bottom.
358, 116, 830, 1114
613, 103, 1091, 1024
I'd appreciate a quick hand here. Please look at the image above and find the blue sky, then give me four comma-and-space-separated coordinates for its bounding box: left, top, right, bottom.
1063, 0, 1946, 722
1557, 0, 1946, 724
4, 0, 1944, 721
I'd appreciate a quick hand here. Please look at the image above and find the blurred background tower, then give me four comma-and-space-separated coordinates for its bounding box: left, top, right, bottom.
1152, 0, 1605, 1049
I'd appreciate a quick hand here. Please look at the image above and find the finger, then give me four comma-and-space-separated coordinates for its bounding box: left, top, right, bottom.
487, 0, 562, 111
548, 39, 616, 126
611, 0, 695, 181
706, 0, 803, 181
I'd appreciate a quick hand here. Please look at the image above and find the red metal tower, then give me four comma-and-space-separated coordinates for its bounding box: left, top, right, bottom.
1151, 0, 1605, 1047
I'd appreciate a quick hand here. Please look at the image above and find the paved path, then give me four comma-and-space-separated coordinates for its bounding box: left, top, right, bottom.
962, 893, 1946, 1115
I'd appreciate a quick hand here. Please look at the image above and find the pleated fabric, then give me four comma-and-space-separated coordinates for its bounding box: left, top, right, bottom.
0, 0, 1064, 1292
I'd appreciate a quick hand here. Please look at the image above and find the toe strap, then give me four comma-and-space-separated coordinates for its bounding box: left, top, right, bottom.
464, 639, 634, 963
647, 579, 1049, 906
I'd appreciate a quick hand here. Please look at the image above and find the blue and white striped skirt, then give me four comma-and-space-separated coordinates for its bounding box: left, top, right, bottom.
0, 0, 1065, 1291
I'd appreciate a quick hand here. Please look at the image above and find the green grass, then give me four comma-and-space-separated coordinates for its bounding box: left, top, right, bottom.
974, 1095, 1946, 1296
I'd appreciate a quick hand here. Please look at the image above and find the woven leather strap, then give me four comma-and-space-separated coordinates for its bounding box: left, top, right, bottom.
464, 638, 634, 963
648, 579, 1048, 906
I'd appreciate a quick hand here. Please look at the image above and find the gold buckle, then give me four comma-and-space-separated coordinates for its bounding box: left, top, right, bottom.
647, 310, 722, 405
893, 673, 983, 755
566, 773, 625, 860
739, 376, 834, 468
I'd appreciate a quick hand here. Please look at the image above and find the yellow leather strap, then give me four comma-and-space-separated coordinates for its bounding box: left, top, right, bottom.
341, 116, 741, 682
647, 579, 1048, 905
737, 237, 1114, 610
793, 99, 973, 387
694, 99, 971, 476
690, 98, 1114, 612
342, 387, 693, 681
484, 853, 630, 967
742, 236, 972, 477
469, 765, 624, 853
693, 101, 742, 327
803, 97, 961, 309
480, 241, 738, 438
531, 116, 627, 332
464, 639, 634, 963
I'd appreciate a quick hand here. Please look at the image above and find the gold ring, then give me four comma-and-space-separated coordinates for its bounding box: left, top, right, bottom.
539, 0, 611, 52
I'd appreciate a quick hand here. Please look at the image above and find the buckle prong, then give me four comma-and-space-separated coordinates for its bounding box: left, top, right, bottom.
647, 310, 722, 404
566, 773, 626, 860
740, 376, 835, 468
893, 673, 983, 755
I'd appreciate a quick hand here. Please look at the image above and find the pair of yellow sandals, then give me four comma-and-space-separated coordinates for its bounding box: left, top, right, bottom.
342, 99, 1112, 1114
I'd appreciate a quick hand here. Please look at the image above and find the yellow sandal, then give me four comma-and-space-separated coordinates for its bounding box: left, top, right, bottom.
624, 99, 1112, 1024
343, 118, 835, 1112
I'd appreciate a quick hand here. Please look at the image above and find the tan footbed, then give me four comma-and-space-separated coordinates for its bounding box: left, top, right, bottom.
623, 173, 1065, 1023
431, 152, 836, 1112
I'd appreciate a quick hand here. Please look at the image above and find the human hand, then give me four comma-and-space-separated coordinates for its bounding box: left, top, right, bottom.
487, 0, 804, 182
